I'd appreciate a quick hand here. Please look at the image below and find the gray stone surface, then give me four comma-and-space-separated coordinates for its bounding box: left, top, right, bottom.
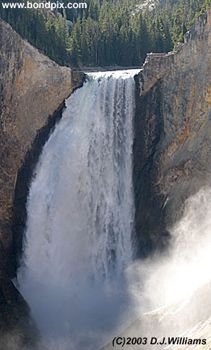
134, 10, 211, 256
0, 19, 84, 345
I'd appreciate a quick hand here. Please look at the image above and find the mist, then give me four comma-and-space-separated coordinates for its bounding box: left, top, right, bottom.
17, 70, 138, 350
123, 187, 211, 344
23, 187, 211, 350
15, 67, 210, 348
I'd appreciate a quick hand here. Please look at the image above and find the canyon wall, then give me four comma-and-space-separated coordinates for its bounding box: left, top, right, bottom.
134, 10, 211, 256
0, 19, 84, 273
103, 13, 211, 346
0, 8, 210, 347
0, 19, 84, 345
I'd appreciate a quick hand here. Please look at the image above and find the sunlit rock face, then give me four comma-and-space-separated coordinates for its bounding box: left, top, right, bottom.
0, 19, 84, 269
134, 10, 211, 256
103, 21, 211, 332
0, 19, 84, 347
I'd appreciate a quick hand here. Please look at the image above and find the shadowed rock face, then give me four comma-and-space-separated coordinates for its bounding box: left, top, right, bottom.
0, 19, 84, 344
0, 8, 210, 347
0, 20, 84, 274
103, 13, 211, 349
134, 10, 211, 257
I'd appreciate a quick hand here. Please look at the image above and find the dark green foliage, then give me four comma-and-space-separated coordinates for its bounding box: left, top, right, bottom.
158, 0, 210, 46
0, 0, 210, 67
0, 4, 69, 65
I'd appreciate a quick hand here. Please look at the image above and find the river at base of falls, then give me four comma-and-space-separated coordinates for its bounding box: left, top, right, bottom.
17, 70, 140, 350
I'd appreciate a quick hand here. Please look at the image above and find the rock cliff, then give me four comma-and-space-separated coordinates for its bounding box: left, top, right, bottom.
134, 10, 211, 256
103, 11, 211, 349
0, 19, 84, 346
0, 19, 84, 271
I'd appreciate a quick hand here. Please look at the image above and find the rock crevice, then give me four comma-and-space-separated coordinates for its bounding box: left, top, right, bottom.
0, 19, 84, 344
0, 19, 84, 272
134, 10, 211, 256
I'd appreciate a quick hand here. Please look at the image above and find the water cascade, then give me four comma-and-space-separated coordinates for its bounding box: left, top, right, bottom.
18, 70, 140, 349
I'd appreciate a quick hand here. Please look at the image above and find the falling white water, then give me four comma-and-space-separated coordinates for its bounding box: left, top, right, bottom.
18, 70, 140, 350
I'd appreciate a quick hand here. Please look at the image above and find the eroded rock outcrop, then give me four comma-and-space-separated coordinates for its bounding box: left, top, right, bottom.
0, 19, 84, 345
0, 19, 84, 269
103, 11, 211, 348
134, 10, 211, 256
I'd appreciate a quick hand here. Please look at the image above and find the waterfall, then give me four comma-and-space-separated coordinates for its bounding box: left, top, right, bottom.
18, 70, 139, 349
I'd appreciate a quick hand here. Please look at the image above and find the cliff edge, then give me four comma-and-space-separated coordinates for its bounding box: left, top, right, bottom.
0, 20, 83, 269
0, 19, 84, 346
134, 9, 211, 256
103, 10, 211, 348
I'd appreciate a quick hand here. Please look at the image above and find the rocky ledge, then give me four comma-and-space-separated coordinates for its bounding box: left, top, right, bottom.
0, 19, 84, 346
134, 9, 211, 256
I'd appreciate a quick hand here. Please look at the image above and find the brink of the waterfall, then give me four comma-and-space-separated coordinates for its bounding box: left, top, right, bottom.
17, 70, 140, 350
